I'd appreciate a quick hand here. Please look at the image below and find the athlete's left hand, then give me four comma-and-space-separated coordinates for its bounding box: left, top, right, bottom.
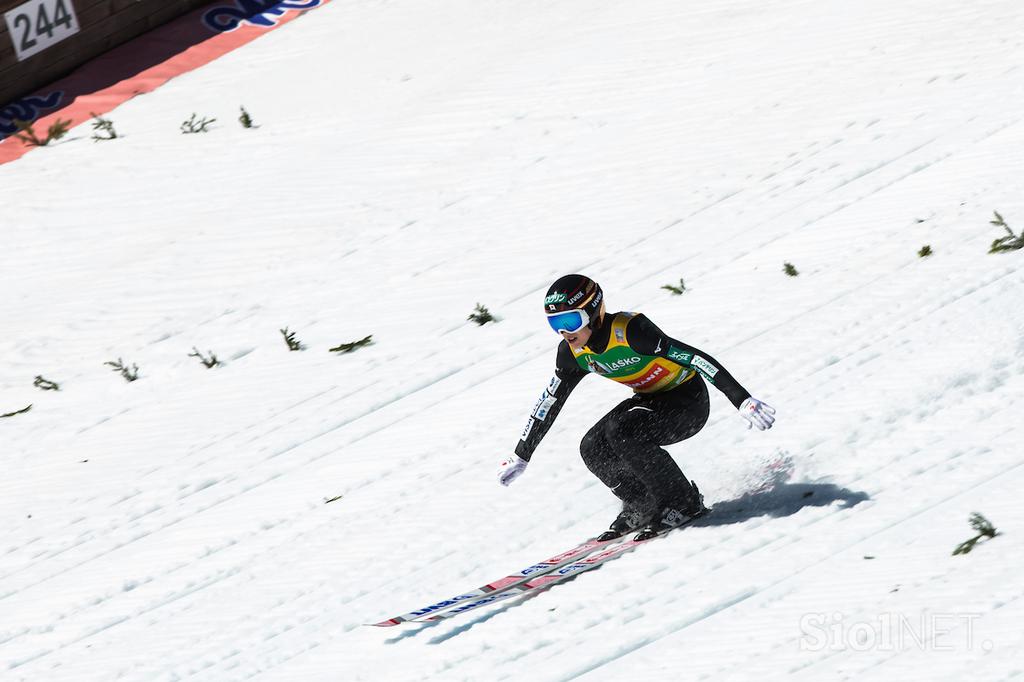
498, 454, 529, 486
740, 397, 776, 430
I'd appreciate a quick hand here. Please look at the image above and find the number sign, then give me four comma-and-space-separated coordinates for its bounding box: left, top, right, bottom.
5, 0, 80, 62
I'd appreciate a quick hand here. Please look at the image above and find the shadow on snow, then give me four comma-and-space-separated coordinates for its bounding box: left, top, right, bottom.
386, 480, 871, 643
696, 481, 871, 528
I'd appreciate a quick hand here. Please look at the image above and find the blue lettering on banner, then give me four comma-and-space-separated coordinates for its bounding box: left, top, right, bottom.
0, 91, 64, 139
203, 0, 323, 33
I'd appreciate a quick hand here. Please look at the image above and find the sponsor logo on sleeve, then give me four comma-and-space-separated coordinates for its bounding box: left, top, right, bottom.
532, 391, 558, 421
691, 355, 719, 379
519, 417, 535, 441
535, 394, 557, 421
667, 346, 693, 364
547, 375, 562, 394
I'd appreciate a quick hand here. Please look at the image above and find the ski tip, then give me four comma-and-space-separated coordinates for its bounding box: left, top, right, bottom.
366, 618, 402, 627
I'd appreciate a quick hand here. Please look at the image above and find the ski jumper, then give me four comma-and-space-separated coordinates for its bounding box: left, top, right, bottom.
516, 312, 751, 511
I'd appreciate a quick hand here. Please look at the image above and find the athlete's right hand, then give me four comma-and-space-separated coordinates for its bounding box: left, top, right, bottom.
740, 397, 776, 431
498, 454, 529, 486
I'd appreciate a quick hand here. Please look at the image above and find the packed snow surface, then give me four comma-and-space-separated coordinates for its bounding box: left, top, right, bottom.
2, 0, 1023, 680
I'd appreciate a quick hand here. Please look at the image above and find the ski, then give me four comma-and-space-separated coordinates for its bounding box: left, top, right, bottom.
368, 536, 614, 627
416, 535, 651, 623
413, 512, 706, 624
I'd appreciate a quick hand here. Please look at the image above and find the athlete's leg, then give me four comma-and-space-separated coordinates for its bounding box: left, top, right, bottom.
580, 405, 655, 512
603, 376, 710, 509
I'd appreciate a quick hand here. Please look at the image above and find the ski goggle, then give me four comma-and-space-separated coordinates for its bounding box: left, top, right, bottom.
546, 308, 590, 334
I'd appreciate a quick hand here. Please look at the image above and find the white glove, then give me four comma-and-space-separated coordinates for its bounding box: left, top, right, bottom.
498, 454, 529, 486
740, 397, 776, 431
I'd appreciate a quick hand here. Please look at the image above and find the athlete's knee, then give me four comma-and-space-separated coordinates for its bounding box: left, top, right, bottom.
579, 425, 606, 464
603, 411, 644, 448
675, 405, 710, 442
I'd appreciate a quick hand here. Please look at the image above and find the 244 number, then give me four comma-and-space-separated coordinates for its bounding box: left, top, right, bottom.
10, 0, 74, 52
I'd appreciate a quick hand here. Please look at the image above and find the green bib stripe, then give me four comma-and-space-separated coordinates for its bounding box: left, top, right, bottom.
570, 313, 695, 393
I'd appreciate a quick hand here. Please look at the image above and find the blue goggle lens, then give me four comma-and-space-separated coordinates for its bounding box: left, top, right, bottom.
547, 310, 586, 333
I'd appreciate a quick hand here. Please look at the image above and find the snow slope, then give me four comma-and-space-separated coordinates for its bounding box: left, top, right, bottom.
2, 0, 1023, 680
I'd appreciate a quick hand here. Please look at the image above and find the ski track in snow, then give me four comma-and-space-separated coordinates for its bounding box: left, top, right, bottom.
2, 0, 1024, 680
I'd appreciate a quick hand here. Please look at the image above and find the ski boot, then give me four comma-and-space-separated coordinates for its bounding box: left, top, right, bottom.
634, 481, 709, 541
597, 506, 654, 542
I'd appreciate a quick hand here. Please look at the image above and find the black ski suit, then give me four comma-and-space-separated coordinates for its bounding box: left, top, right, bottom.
515, 312, 750, 512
